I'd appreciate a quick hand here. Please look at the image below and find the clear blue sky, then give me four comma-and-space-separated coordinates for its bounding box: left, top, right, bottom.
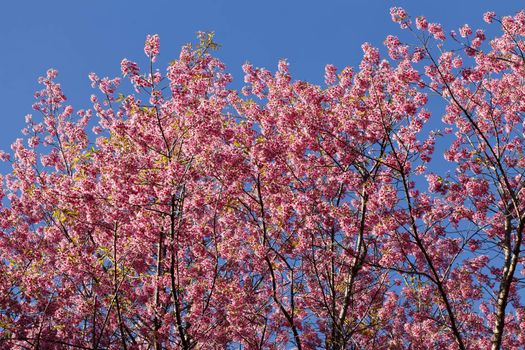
0, 1, 524, 158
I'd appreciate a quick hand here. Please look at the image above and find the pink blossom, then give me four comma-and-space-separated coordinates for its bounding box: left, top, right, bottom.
27, 136, 40, 148
428, 23, 445, 40
324, 64, 337, 85
88, 72, 98, 88
144, 34, 160, 62
452, 57, 462, 68
46, 68, 58, 79
476, 29, 486, 41
416, 16, 428, 30
483, 11, 496, 23
361, 42, 380, 64
411, 47, 426, 62
390, 7, 409, 28
0, 150, 10, 161
121, 58, 140, 77
459, 24, 472, 38
1, 19, 525, 350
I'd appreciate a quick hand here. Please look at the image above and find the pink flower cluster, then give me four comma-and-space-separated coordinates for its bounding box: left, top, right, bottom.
1, 12, 525, 349
144, 33, 160, 62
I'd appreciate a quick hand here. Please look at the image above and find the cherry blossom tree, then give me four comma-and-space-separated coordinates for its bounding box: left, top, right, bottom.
1, 10, 525, 350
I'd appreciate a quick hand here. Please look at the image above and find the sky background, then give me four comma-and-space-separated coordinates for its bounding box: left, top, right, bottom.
0, 0, 524, 166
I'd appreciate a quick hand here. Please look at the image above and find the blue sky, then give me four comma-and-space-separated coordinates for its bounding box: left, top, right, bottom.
0, 0, 524, 158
